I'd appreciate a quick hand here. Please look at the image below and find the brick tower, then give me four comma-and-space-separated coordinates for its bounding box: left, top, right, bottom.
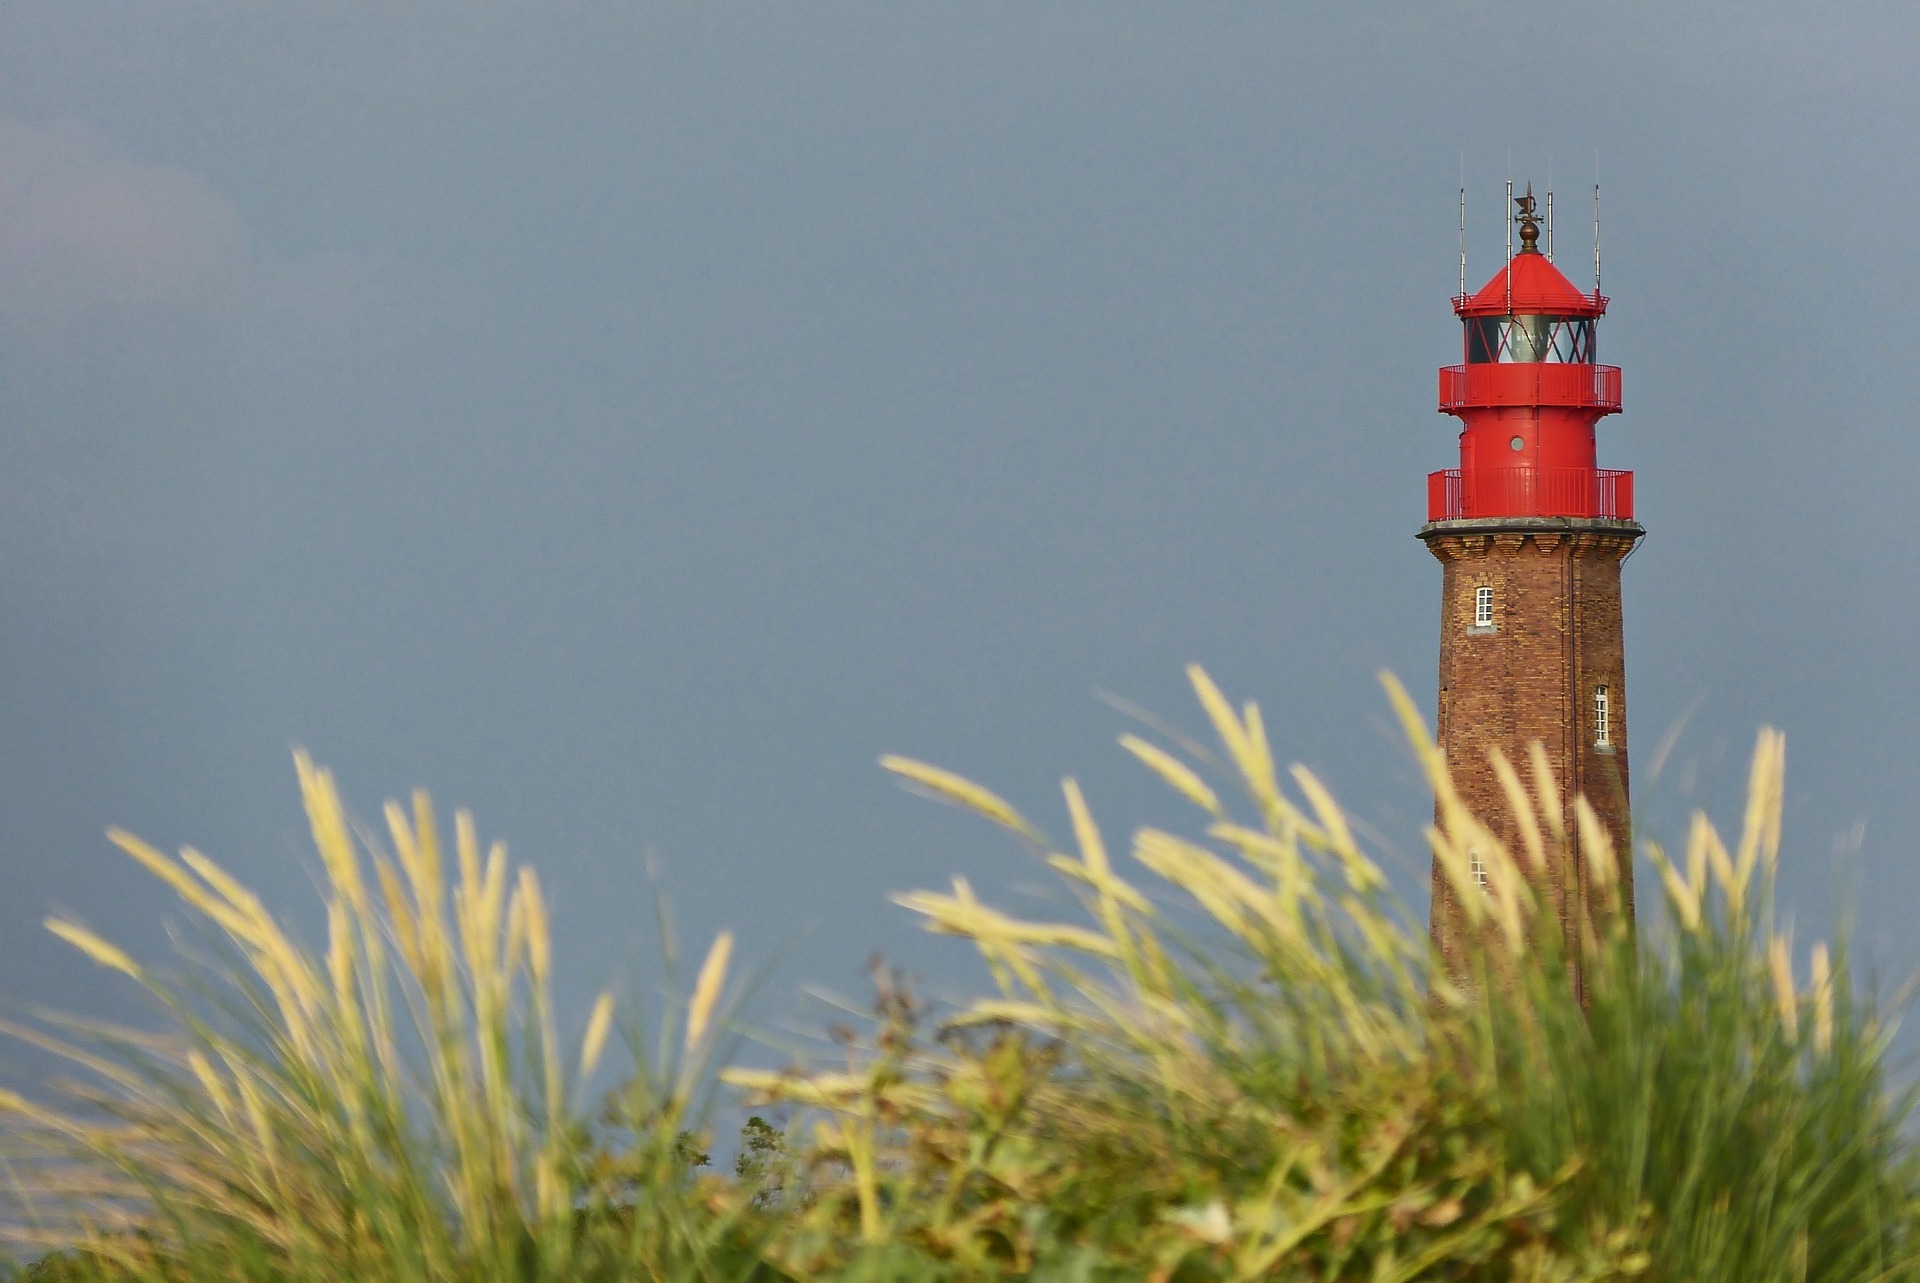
1422, 187, 1641, 983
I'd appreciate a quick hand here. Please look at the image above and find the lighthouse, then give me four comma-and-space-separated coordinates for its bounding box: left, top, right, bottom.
1423, 187, 1640, 986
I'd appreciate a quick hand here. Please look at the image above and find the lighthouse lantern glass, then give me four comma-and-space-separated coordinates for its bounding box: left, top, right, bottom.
1466, 315, 1595, 364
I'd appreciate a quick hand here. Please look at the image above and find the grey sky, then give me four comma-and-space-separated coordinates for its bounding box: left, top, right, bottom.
0, 4, 1914, 1043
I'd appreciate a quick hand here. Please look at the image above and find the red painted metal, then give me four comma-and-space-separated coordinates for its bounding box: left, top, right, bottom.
1432, 243, 1629, 523
1438, 364, 1620, 413
1426, 468, 1634, 522
1454, 251, 1606, 317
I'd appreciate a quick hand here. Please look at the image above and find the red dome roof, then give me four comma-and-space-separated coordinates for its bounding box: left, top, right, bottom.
1456, 251, 1606, 318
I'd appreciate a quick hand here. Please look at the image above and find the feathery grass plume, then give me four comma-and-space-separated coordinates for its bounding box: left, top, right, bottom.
1121, 733, 1223, 817
735, 667, 1597, 1274
1490, 747, 1548, 876
1, 676, 1911, 1281
1810, 943, 1834, 1056
578, 990, 617, 1083
879, 755, 1043, 844
739, 675, 1917, 1281
1771, 933, 1801, 1043
1423, 727, 1911, 1283
0, 755, 761, 1282
683, 931, 734, 1059
41, 922, 140, 982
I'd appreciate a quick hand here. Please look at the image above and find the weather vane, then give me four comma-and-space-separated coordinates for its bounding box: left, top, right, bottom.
1513, 183, 1542, 252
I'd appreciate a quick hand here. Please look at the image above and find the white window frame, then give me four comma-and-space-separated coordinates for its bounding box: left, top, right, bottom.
1473, 585, 1494, 628
1469, 848, 1488, 890
1594, 684, 1611, 747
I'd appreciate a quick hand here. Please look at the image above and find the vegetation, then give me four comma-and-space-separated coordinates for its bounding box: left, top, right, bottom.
0, 668, 1912, 1280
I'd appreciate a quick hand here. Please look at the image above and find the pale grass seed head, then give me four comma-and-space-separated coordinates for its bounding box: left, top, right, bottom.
1770, 933, 1799, 1043
44, 919, 142, 982
9, 757, 649, 1271
1810, 943, 1833, 1055
1120, 733, 1223, 817
684, 930, 734, 1057
880, 755, 1043, 843
1572, 795, 1619, 902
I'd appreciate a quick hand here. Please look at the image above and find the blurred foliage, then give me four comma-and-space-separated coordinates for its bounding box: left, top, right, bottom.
1, 668, 1913, 1280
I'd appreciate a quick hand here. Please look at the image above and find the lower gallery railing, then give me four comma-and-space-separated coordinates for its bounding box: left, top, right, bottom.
1427, 468, 1634, 521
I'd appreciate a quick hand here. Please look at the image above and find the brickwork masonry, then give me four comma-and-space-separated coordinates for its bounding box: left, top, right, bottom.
1420, 518, 1642, 994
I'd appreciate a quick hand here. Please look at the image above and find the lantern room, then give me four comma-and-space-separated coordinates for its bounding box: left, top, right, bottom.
1428, 189, 1631, 522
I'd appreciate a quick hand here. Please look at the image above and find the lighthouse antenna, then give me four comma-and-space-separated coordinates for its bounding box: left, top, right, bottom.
1593, 177, 1603, 297
1546, 152, 1555, 261
1458, 185, 1467, 300
1505, 176, 1513, 311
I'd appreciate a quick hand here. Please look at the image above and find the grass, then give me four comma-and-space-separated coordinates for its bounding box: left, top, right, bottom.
1, 668, 1913, 1280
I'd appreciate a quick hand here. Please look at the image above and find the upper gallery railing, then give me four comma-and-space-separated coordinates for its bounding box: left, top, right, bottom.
1438, 364, 1622, 413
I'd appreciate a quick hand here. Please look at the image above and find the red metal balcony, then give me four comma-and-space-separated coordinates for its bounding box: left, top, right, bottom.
1438, 364, 1621, 414
1427, 467, 1634, 522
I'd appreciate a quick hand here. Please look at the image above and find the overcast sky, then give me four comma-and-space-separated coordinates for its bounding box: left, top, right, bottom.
0, 4, 1914, 1049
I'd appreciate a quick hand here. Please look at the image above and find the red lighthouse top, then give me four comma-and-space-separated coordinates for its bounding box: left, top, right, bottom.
1455, 249, 1606, 318
1427, 188, 1632, 524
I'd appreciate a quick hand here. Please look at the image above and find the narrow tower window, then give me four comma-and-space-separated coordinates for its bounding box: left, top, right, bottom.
1469, 849, 1488, 890
1473, 585, 1494, 628
1594, 685, 1611, 746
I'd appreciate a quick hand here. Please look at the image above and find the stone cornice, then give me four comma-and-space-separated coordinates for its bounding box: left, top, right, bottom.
1419, 516, 1643, 563
1418, 516, 1644, 540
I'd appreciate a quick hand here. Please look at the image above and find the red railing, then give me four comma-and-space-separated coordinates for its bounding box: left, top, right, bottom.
1438, 364, 1621, 413
1427, 467, 1634, 522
